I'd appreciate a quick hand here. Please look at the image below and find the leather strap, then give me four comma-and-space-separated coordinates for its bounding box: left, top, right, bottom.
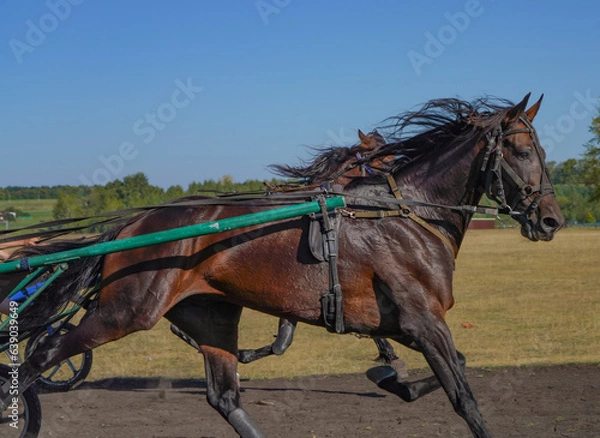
385, 175, 456, 259
342, 175, 456, 259
317, 196, 345, 334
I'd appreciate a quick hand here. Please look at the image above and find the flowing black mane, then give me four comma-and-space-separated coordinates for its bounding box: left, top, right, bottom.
372, 96, 516, 174
269, 97, 517, 182
268, 144, 365, 184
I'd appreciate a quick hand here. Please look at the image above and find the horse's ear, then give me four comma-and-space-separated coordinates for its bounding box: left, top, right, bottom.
525, 94, 544, 122
503, 92, 531, 128
371, 130, 385, 146
358, 129, 375, 150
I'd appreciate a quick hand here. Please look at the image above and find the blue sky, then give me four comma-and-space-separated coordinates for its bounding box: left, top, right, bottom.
2, 0, 599, 189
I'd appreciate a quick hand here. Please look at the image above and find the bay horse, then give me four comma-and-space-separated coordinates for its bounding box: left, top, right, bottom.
3, 94, 563, 437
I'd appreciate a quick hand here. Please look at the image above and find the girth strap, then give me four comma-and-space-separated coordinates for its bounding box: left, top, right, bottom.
317, 196, 345, 334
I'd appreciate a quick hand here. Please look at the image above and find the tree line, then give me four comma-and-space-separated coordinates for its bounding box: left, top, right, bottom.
549, 111, 600, 224
50, 174, 285, 221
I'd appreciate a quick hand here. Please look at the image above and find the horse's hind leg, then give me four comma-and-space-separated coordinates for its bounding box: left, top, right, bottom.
11, 299, 161, 394
270, 318, 297, 355
238, 318, 297, 363
165, 299, 265, 438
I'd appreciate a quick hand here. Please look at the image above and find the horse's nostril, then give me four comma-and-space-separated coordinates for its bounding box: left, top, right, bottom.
542, 217, 559, 230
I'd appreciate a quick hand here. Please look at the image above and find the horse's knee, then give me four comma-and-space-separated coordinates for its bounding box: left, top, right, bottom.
206, 387, 239, 415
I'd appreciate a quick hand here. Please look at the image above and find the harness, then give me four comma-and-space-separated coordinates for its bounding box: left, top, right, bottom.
341, 174, 457, 258
314, 116, 555, 333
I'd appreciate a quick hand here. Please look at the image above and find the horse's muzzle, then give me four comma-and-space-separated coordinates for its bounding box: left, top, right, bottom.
519, 211, 563, 242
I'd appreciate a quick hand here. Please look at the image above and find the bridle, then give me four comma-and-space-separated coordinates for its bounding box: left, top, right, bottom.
355, 152, 376, 177
480, 116, 554, 220
326, 150, 380, 182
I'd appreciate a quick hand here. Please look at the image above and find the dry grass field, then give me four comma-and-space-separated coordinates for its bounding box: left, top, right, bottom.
80, 227, 599, 381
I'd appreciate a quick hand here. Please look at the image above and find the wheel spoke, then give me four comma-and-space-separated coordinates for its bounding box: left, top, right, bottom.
65, 358, 79, 374
44, 364, 61, 380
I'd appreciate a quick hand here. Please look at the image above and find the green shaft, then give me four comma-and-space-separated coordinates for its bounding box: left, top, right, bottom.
0, 197, 345, 274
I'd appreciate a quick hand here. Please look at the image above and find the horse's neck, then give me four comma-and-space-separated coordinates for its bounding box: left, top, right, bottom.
396, 140, 484, 248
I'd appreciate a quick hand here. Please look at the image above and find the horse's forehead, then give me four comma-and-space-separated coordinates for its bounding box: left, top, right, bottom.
359, 138, 377, 150
507, 120, 537, 147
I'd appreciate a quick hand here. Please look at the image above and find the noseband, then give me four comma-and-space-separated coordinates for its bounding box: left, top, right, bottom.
480, 116, 554, 219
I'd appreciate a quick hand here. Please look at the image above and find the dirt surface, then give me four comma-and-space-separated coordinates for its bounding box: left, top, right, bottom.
36, 364, 598, 438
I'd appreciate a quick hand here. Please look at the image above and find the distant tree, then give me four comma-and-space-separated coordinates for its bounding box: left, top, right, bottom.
53, 192, 84, 219
218, 174, 235, 192
165, 185, 185, 200
581, 111, 600, 201
550, 158, 584, 185
585, 211, 597, 223
553, 184, 600, 224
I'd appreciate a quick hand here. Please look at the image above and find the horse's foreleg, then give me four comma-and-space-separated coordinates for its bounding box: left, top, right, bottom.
170, 323, 201, 350
238, 318, 297, 364
166, 299, 265, 438
367, 338, 466, 401
409, 316, 490, 438
367, 365, 441, 402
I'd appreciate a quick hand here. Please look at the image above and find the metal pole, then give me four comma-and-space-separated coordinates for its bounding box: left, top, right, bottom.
0, 197, 346, 274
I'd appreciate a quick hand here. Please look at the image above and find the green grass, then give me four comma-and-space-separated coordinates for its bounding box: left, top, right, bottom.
0, 199, 56, 230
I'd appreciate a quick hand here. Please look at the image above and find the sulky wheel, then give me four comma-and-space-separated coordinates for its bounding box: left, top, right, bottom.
0, 364, 42, 438
25, 323, 93, 393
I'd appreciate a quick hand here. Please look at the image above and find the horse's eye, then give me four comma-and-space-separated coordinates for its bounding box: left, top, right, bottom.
517, 150, 531, 159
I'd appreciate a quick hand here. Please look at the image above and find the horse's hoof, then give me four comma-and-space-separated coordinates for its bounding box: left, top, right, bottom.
390, 359, 410, 381
366, 365, 397, 386
271, 325, 295, 355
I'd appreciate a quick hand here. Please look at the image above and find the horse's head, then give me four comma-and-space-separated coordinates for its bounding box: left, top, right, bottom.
482, 93, 564, 241
330, 130, 390, 184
